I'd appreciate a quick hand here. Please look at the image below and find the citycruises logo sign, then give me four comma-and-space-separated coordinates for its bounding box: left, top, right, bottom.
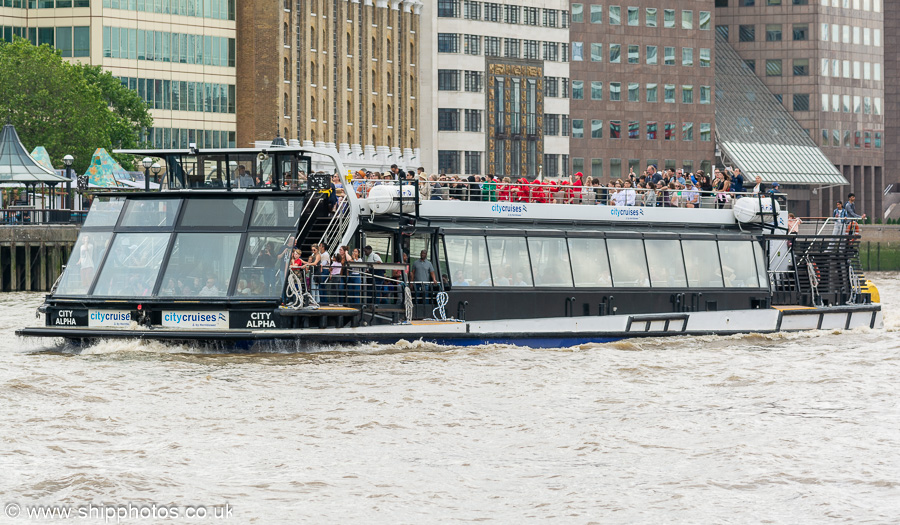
610, 208, 645, 220
490, 203, 528, 217
162, 311, 229, 330
88, 310, 132, 328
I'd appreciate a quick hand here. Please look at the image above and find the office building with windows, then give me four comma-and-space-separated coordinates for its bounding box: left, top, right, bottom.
716, 0, 884, 216
237, 0, 423, 154
569, 1, 716, 180
419, 0, 570, 178
0, 1, 238, 150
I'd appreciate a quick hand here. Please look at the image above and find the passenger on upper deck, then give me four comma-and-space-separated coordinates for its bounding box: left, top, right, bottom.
845, 193, 866, 221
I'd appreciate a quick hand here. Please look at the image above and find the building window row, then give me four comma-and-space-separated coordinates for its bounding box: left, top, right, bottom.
1, 25, 91, 57
445, 33, 569, 62
10, 0, 90, 7
820, 93, 882, 115
571, 119, 711, 143
820, 128, 883, 150
715, 0, 810, 6
571, 81, 711, 105
723, 22, 881, 47
571, 5, 710, 31
820, 58, 882, 81
572, 158, 712, 181
118, 76, 235, 114
544, 77, 569, 98
102, 0, 234, 21
446, 1, 570, 28
573, 43, 710, 67
103, 26, 236, 67
437, 109, 484, 132
818, 0, 881, 12
146, 127, 235, 149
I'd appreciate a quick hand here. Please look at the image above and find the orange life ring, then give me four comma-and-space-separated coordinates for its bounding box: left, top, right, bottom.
845, 221, 860, 235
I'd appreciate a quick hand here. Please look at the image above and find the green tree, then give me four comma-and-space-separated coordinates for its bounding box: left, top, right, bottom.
0, 38, 152, 174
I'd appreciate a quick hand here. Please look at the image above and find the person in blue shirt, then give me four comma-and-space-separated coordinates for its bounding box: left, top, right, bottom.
731, 167, 745, 194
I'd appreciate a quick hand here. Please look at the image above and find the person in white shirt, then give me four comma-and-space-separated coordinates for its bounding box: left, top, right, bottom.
683, 182, 699, 208
363, 245, 385, 302
622, 180, 637, 206
197, 277, 220, 297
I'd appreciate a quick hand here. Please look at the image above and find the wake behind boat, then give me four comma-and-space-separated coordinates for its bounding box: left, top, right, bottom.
16, 145, 882, 348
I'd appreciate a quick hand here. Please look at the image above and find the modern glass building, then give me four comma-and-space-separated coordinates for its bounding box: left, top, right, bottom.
0, 0, 237, 152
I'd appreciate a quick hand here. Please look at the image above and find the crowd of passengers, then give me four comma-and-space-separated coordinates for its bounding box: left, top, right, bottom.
331, 164, 782, 208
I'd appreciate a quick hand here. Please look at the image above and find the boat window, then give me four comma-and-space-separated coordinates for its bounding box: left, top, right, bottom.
445, 236, 491, 286
365, 234, 394, 262
180, 198, 249, 228
407, 234, 432, 262
607, 238, 651, 287
91, 233, 170, 297
682, 240, 723, 287
233, 233, 295, 297
120, 199, 180, 228
753, 242, 769, 288
718, 241, 760, 288
158, 233, 242, 297
250, 198, 303, 229
82, 197, 124, 228
568, 238, 612, 287
645, 239, 688, 287
55, 232, 113, 296
528, 237, 574, 287
486, 237, 533, 287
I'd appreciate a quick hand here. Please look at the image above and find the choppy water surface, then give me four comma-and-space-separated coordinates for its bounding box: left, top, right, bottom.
1, 276, 899, 523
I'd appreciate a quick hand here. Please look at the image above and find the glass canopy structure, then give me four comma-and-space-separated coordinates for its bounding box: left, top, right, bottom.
714, 35, 847, 186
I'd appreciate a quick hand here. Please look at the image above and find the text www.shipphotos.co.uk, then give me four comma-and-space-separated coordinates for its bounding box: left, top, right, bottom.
4, 502, 234, 522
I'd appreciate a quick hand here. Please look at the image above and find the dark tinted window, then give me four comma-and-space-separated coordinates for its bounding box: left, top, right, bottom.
120, 199, 181, 228
250, 198, 303, 228
180, 198, 249, 227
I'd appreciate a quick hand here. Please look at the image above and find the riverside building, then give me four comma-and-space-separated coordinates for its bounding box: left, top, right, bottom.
0, 0, 238, 150
419, 0, 571, 178
716, 0, 885, 216
568, 1, 717, 180
237, 0, 423, 159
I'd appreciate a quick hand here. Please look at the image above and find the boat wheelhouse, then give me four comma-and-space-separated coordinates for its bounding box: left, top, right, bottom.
17, 145, 882, 348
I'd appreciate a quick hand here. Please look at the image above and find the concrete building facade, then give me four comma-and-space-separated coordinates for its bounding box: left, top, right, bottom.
0, 0, 238, 151
569, 1, 717, 180
716, 0, 884, 217
419, 0, 570, 178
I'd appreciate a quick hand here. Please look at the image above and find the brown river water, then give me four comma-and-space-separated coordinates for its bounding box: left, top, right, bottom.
0, 275, 898, 523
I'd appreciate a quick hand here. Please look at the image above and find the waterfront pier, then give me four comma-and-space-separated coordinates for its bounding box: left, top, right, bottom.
0, 225, 78, 292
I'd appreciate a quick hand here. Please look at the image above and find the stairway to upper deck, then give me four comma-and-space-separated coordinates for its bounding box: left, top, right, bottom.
789, 234, 867, 306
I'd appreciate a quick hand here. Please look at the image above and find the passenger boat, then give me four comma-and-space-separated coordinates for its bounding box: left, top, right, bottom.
17, 145, 883, 349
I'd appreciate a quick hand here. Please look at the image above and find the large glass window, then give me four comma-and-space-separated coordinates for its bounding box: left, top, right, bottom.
120, 198, 180, 228
753, 242, 769, 288
233, 233, 294, 297
486, 237, 533, 287
55, 233, 113, 296
568, 238, 612, 287
82, 196, 125, 228
528, 237, 573, 287
645, 240, 687, 288
718, 241, 760, 288
607, 239, 650, 287
180, 198, 248, 227
157, 233, 241, 297
249, 198, 303, 229
682, 240, 723, 288
93, 233, 170, 297
445, 235, 491, 286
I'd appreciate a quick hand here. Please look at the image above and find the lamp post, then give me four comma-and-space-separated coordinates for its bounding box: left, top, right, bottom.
63, 154, 73, 210
142, 157, 152, 191
151, 162, 161, 190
